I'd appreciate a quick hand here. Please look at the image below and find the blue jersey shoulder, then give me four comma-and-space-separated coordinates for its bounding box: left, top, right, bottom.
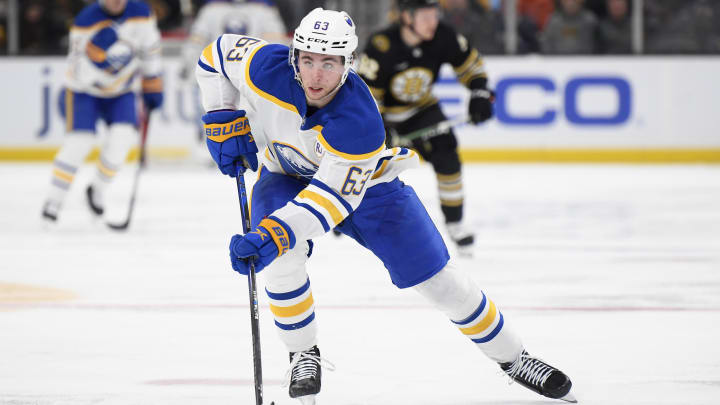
247, 44, 305, 114
74, 1, 151, 27
314, 72, 385, 156
123, 1, 153, 19
74, 4, 106, 27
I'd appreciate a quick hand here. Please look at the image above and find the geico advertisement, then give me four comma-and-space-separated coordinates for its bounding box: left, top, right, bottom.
438, 57, 720, 147
1, 57, 719, 148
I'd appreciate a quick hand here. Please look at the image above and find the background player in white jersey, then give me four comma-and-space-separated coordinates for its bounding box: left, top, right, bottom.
196, 7, 575, 404
41, 0, 163, 223
179, 0, 287, 163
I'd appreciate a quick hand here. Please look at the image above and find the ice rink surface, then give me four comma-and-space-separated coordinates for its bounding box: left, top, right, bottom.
1, 162, 720, 405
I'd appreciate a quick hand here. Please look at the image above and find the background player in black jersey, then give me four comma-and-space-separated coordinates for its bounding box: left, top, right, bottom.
357, 0, 493, 256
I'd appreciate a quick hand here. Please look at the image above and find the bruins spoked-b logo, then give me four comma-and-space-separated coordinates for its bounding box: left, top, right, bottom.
390, 67, 433, 103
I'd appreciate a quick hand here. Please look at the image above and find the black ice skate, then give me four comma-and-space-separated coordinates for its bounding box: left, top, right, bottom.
41, 201, 59, 223
85, 185, 104, 216
446, 221, 474, 256
500, 350, 576, 403
286, 345, 333, 404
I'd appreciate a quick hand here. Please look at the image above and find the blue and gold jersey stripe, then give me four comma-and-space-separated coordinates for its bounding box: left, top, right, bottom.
309, 179, 353, 214
244, 44, 299, 114
216, 36, 229, 80
317, 133, 384, 161
371, 147, 415, 180
297, 189, 344, 225
293, 179, 353, 230
197, 43, 217, 73
290, 200, 330, 232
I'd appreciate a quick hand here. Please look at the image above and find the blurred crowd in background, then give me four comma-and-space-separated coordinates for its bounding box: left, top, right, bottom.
1, 0, 719, 55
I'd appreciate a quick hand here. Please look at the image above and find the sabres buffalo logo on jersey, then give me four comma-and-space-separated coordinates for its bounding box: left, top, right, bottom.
273, 143, 319, 179
222, 15, 250, 35
86, 25, 135, 74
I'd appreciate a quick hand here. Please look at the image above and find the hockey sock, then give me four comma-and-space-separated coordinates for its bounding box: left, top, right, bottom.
413, 262, 523, 363
263, 242, 318, 352
90, 123, 137, 205
45, 132, 95, 209
90, 154, 120, 208
266, 277, 318, 353
436, 171, 463, 223
47, 159, 78, 211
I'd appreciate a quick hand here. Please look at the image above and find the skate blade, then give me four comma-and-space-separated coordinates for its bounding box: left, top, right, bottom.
41, 219, 58, 231
455, 245, 474, 258
560, 391, 577, 403
297, 395, 316, 405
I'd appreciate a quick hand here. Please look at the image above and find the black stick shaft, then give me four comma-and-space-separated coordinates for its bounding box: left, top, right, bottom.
391, 116, 469, 146
236, 173, 264, 405
107, 110, 150, 231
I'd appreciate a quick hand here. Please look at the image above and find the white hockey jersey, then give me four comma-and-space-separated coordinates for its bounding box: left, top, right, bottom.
196, 35, 419, 242
181, 1, 287, 78
65, 1, 162, 97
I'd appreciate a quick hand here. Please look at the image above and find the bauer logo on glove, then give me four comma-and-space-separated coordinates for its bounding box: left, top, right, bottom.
202, 109, 259, 176
205, 116, 253, 142
230, 216, 296, 274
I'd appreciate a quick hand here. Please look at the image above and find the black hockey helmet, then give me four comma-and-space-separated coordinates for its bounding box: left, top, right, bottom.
397, 0, 440, 11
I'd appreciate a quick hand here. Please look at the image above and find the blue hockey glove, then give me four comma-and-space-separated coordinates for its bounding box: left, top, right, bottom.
143, 92, 163, 112
202, 110, 258, 177
142, 76, 164, 112
230, 217, 296, 275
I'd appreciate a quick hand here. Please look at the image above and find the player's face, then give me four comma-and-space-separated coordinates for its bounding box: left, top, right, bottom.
410, 7, 439, 41
297, 51, 344, 108
101, 0, 128, 15
607, 0, 627, 19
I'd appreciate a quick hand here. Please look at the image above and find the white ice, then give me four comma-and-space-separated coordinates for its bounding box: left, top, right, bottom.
1, 162, 720, 405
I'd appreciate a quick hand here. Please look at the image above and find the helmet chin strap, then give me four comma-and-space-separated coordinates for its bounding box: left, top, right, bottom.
401, 11, 426, 44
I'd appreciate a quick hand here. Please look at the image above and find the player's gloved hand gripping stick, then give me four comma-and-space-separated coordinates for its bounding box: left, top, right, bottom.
235, 168, 271, 405
234, 160, 292, 405
202, 109, 259, 177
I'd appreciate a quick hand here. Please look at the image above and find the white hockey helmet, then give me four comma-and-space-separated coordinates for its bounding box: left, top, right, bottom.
290, 7, 359, 86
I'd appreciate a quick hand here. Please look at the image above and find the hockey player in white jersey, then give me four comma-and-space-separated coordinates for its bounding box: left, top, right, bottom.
196, 7, 576, 404
181, 0, 287, 72
42, 0, 163, 223
179, 0, 287, 163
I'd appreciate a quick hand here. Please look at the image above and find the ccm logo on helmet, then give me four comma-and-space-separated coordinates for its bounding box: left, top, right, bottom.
309, 38, 329, 44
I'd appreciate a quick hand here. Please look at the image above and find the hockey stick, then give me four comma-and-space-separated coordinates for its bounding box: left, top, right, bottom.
235, 167, 274, 405
107, 109, 150, 231
389, 115, 469, 147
